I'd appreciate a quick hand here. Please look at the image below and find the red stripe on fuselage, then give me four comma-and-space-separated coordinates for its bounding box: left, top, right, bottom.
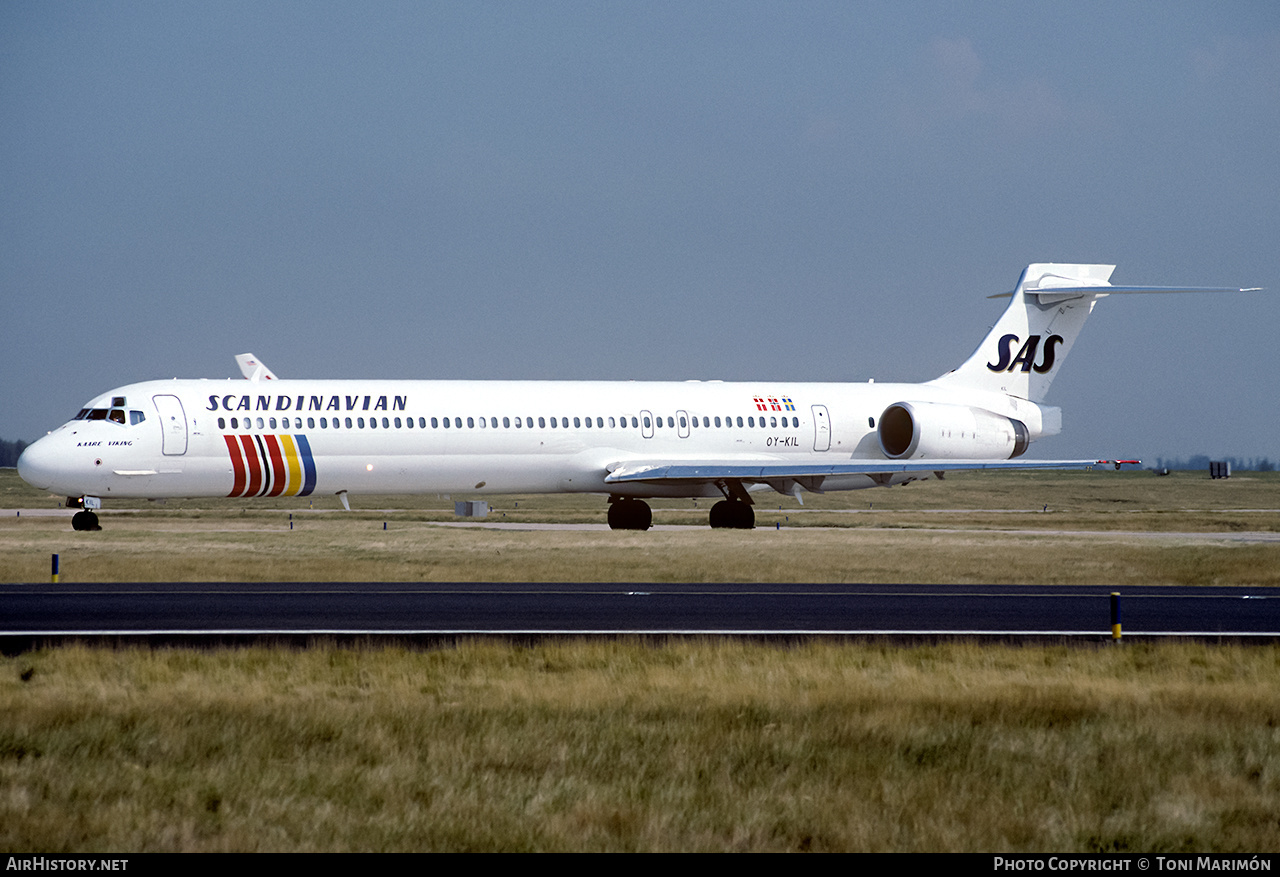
224, 435, 247, 497
264, 434, 288, 497
239, 434, 263, 497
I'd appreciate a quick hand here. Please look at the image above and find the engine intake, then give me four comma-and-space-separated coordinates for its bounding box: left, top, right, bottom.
878, 401, 1030, 460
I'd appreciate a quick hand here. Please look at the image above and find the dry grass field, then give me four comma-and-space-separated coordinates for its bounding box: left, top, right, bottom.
3, 640, 1279, 852
2, 468, 1277, 584
2, 468, 1278, 851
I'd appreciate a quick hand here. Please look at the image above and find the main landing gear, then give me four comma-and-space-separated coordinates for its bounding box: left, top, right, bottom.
607, 498, 652, 531
71, 510, 101, 531
607, 497, 755, 530
709, 499, 754, 529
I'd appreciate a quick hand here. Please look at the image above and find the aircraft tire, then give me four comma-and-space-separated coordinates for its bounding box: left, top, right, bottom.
711, 500, 755, 529
71, 510, 100, 531
634, 500, 652, 531
608, 499, 651, 531
709, 500, 731, 529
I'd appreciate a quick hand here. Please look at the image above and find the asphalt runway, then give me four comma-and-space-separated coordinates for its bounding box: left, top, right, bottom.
2, 582, 1277, 639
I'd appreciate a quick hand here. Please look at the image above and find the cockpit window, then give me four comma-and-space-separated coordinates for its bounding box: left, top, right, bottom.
78, 407, 134, 425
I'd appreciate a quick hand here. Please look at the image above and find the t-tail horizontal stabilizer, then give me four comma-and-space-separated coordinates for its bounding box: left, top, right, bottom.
932, 263, 1262, 403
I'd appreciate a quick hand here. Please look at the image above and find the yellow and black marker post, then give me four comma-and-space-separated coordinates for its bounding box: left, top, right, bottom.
51, 553, 59, 584
1110, 591, 1121, 641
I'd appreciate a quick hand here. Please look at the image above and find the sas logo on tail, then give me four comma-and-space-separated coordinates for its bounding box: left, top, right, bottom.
987, 334, 1065, 374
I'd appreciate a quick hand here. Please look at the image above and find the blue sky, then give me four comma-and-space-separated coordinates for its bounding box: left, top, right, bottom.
3, 2, 1278, 461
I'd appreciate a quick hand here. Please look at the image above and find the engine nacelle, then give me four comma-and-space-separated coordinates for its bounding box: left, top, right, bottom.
878, 401, 1030, 460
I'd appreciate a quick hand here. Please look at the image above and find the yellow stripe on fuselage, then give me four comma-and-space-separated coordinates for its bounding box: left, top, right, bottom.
280, 434, 304, 496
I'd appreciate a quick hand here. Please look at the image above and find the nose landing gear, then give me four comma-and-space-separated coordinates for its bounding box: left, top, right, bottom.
71, 510, 101, 531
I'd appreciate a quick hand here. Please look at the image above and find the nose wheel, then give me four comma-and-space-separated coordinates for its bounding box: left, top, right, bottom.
71, 510, 101, 531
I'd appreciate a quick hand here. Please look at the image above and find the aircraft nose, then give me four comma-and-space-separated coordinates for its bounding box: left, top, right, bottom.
17, 436, 58, 490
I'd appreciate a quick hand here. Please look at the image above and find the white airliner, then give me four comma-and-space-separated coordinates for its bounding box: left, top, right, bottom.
17, 263, 1256, 531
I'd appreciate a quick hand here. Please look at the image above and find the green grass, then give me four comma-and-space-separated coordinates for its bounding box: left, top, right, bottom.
3, 640, 1279, 852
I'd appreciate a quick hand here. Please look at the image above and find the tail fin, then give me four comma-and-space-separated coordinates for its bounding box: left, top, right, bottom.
930, 263, 1258, 401
235, 353, 279, 382
929, 264, 1114, 402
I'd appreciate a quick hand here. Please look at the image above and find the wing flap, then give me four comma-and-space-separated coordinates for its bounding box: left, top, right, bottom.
604, 458, 1112, 484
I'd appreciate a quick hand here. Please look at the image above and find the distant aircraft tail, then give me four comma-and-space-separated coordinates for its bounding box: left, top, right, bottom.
930, 263, 1255, 402
235, 353, 279, 382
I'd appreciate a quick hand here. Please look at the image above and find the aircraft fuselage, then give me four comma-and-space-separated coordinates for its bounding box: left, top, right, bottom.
17, 377, 1054, 502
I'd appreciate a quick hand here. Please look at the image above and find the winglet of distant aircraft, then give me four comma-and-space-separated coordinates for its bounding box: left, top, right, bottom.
234, 353, 278, 382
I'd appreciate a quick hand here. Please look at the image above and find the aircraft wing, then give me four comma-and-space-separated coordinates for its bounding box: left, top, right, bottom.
605, 457, 1115, 486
